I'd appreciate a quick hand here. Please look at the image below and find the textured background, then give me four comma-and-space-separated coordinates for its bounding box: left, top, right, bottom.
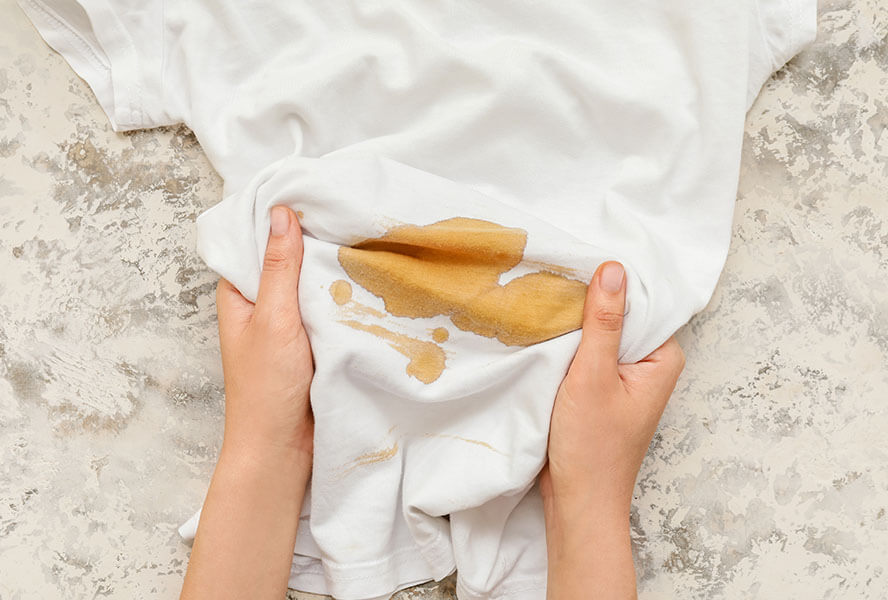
1, 0, 886, 598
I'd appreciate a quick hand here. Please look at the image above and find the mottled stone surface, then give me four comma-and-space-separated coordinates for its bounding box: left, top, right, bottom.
1, 0, 886, 598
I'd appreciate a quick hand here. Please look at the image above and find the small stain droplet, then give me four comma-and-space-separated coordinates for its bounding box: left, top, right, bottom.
329, 280, 352, 305
432, 327, 449, 343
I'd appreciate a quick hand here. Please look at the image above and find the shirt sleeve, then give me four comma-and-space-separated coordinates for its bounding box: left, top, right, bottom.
747, 0, 818, 109
17, 0, 174, 131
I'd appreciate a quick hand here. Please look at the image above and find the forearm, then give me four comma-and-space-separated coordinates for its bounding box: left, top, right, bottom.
180, 444, 312, 600
543, 490, 636, 600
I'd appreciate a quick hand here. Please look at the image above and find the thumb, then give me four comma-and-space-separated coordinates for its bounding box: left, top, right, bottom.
569, 261, 627, 385
255, 205, 305, 325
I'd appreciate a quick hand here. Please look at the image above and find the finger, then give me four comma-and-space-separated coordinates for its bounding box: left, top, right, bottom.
569, 261, 627, 385
255, 205, 305, 326
216, 277, 254, 341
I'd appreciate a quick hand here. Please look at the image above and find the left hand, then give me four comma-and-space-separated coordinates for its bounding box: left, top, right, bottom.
215, 205, 314, 460
180, 205, 314, 600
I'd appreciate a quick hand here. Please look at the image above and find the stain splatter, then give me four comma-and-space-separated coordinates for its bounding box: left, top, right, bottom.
340, 320, 445, 383
345, 302, 388, 319
329, 279, 352, 305
328, 281, 448, 382
431, 327, 449, 343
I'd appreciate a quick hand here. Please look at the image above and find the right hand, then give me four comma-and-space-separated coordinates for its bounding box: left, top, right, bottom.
540, 260, 685, 518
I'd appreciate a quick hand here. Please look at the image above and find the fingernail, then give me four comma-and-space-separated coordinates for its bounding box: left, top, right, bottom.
270, 206, 289, 237
599, 262, 624, 293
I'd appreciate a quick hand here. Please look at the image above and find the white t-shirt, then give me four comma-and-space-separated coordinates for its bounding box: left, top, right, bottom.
19, 1, 816, 598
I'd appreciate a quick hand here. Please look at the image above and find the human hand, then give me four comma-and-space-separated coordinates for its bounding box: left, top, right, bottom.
540, 261, 685, 599
180, 205, 314, 600
215, 205, 314, 461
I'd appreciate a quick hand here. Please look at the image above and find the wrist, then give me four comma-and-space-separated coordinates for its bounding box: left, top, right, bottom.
543, 467, 633, 517
218, 438, 313, 488
542, 475, 633, 552
221, 408, 314, 463
544, 486, 631, 534
544, 496, 637, 600
543, 480, 635, 594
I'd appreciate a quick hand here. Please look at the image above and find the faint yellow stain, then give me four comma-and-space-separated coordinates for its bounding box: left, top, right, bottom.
339, 441, 400, 477
523, 259, 583, 279
424, 433, 505, 456
352, 441, 399, 466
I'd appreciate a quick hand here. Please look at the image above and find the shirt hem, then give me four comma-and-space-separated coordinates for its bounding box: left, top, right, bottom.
457, 576, 547, 600
285, 530, 456, 600
179, 506, 455, 599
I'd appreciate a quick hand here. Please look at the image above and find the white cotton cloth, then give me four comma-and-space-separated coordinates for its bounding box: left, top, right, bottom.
19, 1, 816, 598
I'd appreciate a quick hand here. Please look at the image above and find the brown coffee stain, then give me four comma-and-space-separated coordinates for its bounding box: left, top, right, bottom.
296, 210, 305, 221
431, 327, 449, 343
329, 279, 352, 305
337, 217, 587, 346
340, 320, 446, 383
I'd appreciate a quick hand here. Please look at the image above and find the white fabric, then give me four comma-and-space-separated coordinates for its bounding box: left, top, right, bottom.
19, 1, 817, 598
